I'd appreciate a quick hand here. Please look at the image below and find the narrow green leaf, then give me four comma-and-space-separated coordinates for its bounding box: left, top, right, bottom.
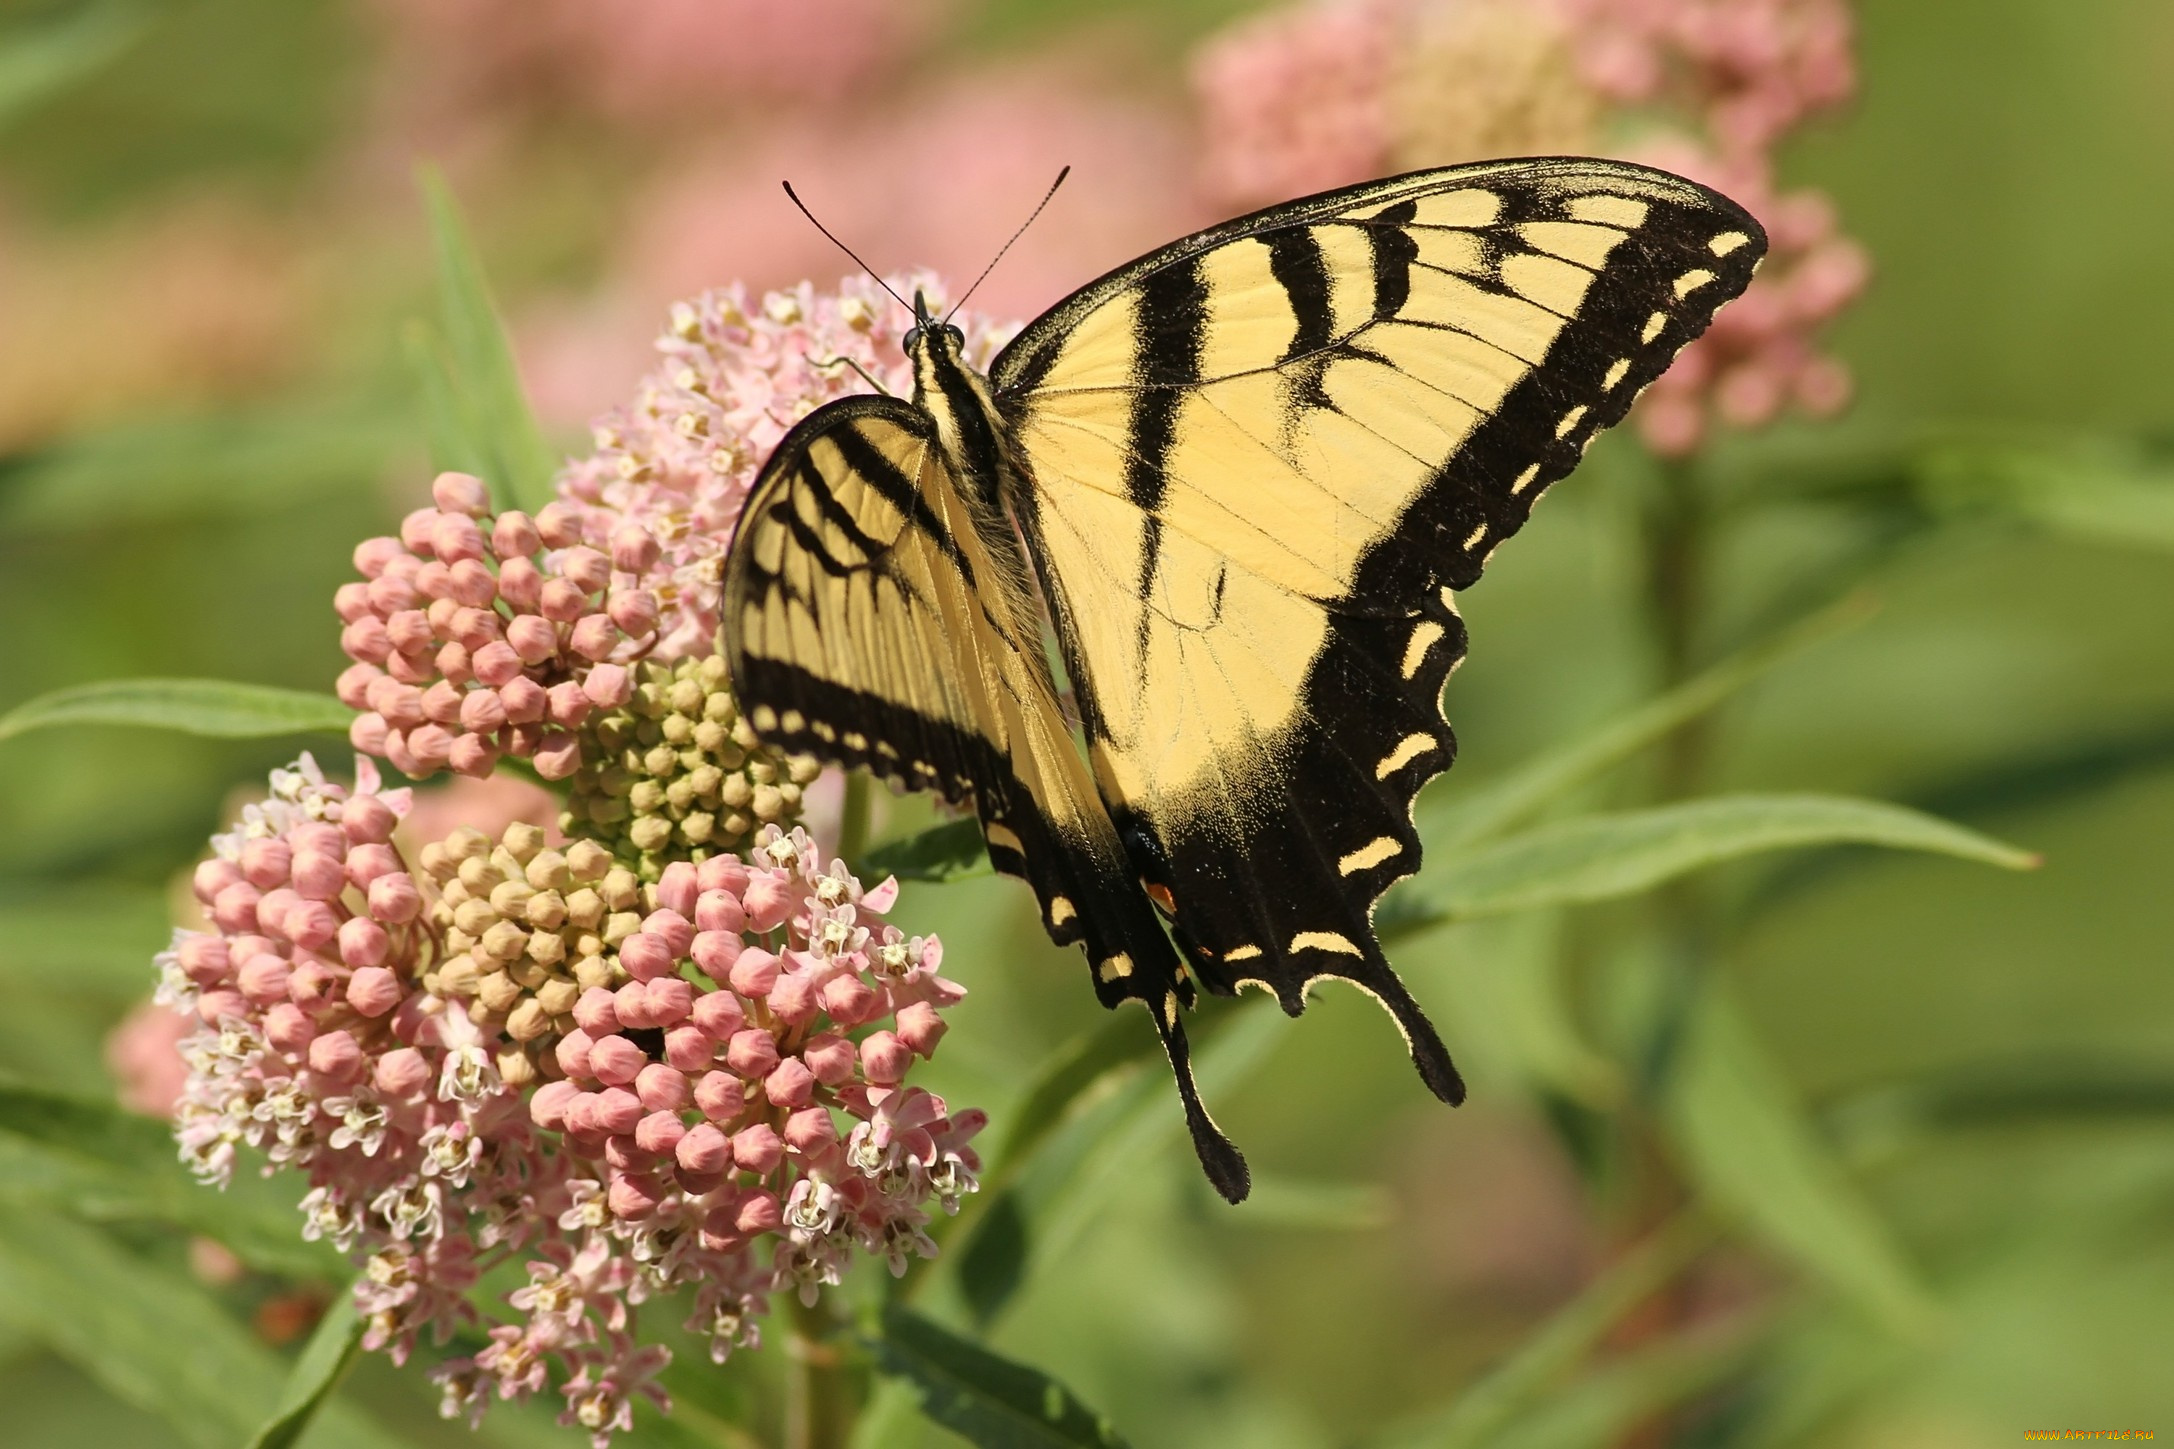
1386, 793, 2036, 932
0, 883, 169, 994
1422, 595, 1873, 852
1916, 437, 2174, 552
1664, 990, 1938, 1337
869, 1305, 1131, 1449
1229, 1173, 1394, 1231
0, 678, 353, 745
0, 1208, 396, 1449
0, 1078, 336, 1279
1383, 1215, 1713, 1449
418, 166, 558, 513
0, 0, 152, 130
402, 318, 492, 481
245, 1289, 364, 1449
1483, 1319, 1767, 1449
862, 817, 993, 883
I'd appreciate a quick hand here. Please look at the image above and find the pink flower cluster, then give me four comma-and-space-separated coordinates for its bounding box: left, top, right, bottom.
157, 757, 981, 1446
1188, 0, 1869, 455
556, 274, 1011, 661
336, 471, 661, 780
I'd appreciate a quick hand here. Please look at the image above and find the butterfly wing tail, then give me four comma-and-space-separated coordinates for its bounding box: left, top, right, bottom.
1147, 994, 1251, 1204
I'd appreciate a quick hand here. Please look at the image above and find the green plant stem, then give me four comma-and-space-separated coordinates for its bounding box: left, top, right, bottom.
783, 1293, 854, 1449
838, 770, 872, 863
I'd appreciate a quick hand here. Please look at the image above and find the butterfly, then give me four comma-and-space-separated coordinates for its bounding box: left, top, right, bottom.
722, 157, 1764, 1203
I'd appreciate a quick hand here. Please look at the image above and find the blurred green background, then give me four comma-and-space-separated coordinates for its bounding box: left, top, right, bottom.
3, 1, 2173, 1446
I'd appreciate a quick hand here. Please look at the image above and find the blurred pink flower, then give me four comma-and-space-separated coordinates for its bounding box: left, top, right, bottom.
400, 773, 561, 852
107, 1001, 192, 1117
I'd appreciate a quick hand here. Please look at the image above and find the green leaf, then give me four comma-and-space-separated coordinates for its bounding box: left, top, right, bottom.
0, 1207, 394, 1449
0, 0, 152, 131
1422, 594, 1874, 852
0, 678, 353, 745
1664, 989, 1939, 1338
1229, 1173, 1394, 1231
245, 1288, 364, 1449
862, 817, 993, 882
1916, 437, 2174, 552
868, 1305, 1131, 1449
0, 882, 169, 994
1482, 1319, 1767, 1449
402, 318, 493, 482
1385, 793, 2036, 933
418, 165, 558, 514
1381, 1215, 1713, 1449
1417, 912, 1622, 1109
0, 1077, 336, 1279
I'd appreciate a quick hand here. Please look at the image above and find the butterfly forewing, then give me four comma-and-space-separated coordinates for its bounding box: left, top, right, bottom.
990, 159, 1763, 1076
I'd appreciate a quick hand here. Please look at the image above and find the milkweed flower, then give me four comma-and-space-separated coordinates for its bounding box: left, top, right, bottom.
335, 470, 662, 781
554, 274, 1012, 662
157, 756, 981, 1444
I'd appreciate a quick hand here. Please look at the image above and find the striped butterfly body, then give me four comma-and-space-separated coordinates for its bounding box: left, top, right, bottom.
724, 158, 1765, 1202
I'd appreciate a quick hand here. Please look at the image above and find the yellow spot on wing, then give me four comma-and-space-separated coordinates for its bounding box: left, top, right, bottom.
1462, 523, 1488, 551
1223, 945, 1262, 962
781, 709, 805, 733
751, 706, 778, 731
1049, 896, 1076, 927
1402, 620, 1445, 678
1709, 231, 1752, 255
984, 823, 1024, 854
1567, 194, 1649, 229
1603, 359, 1631, 391
1163, 992, 1179, 1027
1097, 954, 1133, 982
1642, 311, 1669, 343
1291, 930, 1363, 957
1674, 269, 1717, 298
1377, 733, 1437, 779
1512, 463, 1542, 495
1402, 187, 1502, 228
1338, 837, 1401, 875
1556, 406, 1588, 438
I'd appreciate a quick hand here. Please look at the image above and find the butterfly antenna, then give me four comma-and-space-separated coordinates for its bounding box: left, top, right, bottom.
944, 165, 1069, 324
782, 181, 910, 315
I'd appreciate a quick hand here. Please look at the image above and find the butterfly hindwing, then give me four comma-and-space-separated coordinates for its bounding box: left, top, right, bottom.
722, 394, 1252, 1201
990, 159, 1763, 1078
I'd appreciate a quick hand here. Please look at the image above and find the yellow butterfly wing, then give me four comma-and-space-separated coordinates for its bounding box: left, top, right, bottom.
989, 158, 1764, 1078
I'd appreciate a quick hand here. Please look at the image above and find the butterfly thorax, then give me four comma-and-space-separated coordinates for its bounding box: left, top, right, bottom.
906, 325, 1010, 514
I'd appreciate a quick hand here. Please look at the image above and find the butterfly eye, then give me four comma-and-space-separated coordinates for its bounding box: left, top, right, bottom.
902, 326, 923, 353
943, 324, 965, 348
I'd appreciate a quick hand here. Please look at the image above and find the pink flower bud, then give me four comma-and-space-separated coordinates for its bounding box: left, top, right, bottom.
498, 675, 547, 724
496, 555, 542, 611
635, 1111, 687, 1157
471, 640, 523, 687
582, 662, 633, 708
406, 724, 455, 772
694, 1071, 744, 1122
341, 842, 397, 886
612, 981, 654, 1031
690, 930, 742, 983
558, 545, 611, 593
506, 614, 559, 665
697, 857, 751, 895
290, 849, 344, 901
568, 614, 619, 661
254, 885, 300, 935
897, 1001, 947, 1057
367, 571, 420, 615
177, 934, 230, 984
589, 1033, 648, 1086
341, 615, 392, 664
369, 677, 427, 728
765, 1056, 816, 1108
447, 558, 497, 608
652, 862, 698, 918
618, 932, 675, 983
676, 1123, 730, 1174
609, 525, 660, 574
347, 966, 402, 1017
353, 535, 404, 578
608, 588, 659, 638
555, 1028, 595, 1079
728, 948, 779, 998
492, 510, 541, 560
768, 970, 818, 1024
197, 988, 247, 1024
594, 1087, 643, 1136
452, 687, 504, 735
193, 858, 242, 903
736, 1190, 782, 1235
784, 1106, 837, 1153
447, 734, 499, 777
642, 908, 694, 959
365, 871, 421, 924
240, 837, 292, 889
384, 649, 436, 686
802, 1033, 857, 1085
545, 680, 593, 728
690, 990, 745, 1039
860, 1030, 910, 1085
664, 1024, 714, 1071
288, 958, 337, 1009
535, 500, 585, 548
530, 1079, 579, 1130
375, 1046, 431, 1097
440, 641, 475, 684
636, 1063, 690, 1112
334, 661, 379, 708
539, 578, 588, 624
309, 1029, 364, 1080
285, 900, 338, 952
336, 916, 389, 969
561, 1091, 601, 1137
430, 512, 485, 563
348, 712, 389, 756
385, 609, 435, 656
725, 1028, 780, 1079
742, 875, 794, 933
237, 952, 291, 1005
532, 731, 581, 780
431, 470, 490, 516
210, 882, 260, 933
732, 1123, 783, 1172
341, 793, 398, 845
607, 1172, 662, 1220
264, 1002, 316, 1052
693, 889, 745, 935
645, 977, 694, 1026
573, 986, 619, 1036
820, 972, 877, 1025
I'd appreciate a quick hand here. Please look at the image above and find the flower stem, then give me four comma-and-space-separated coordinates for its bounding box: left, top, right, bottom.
838, 769, 872, 863
783, 1293, 854, 1449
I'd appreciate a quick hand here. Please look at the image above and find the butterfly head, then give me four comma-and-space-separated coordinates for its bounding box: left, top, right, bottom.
901, 289, 965, 361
